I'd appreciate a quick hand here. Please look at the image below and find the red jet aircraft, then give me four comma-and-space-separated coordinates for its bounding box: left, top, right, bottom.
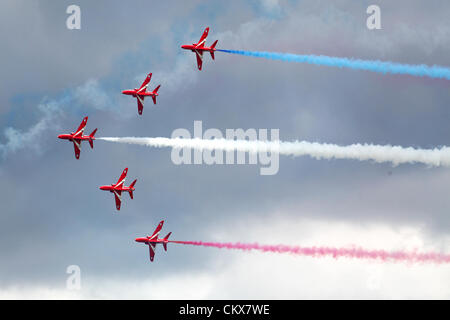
99, 168, 137, 211
181, 27, 218, 70
58, 116, 97, 159
122, 73, 161, 115
135, 220, 172, 262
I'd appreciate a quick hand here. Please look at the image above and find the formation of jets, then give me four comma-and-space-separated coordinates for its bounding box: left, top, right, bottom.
58, 27, 218, 262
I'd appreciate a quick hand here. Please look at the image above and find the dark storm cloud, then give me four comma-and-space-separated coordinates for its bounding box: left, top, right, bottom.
0, 0, 449, 293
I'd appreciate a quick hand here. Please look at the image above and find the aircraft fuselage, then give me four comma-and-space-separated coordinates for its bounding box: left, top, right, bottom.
99, 185, 134, 192
135, 237, 168, 244
57, 134, 92, 141
122, 90, 158, 97
181, 44, 215, 52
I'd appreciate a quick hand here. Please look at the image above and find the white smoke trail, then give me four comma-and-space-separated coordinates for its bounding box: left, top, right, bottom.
97, 137, 450, 167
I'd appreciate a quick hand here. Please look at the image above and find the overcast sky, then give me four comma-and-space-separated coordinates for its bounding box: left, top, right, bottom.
1, 0, 450, 299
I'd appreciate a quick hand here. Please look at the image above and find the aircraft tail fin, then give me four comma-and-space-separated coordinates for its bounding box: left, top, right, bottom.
163, 232, 171, 251
210, 40, 218, 60
129, 179, 137, 199
88, 128, 97, 149
152, 85, 160, 104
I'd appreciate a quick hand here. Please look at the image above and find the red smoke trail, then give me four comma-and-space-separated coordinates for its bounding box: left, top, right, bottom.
169, 241, 450, 264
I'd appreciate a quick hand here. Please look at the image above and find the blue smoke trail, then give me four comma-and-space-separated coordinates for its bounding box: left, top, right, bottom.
217, 49, 450, 80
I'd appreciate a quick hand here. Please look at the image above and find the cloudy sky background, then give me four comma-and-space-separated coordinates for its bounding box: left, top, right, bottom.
1, 0, 450, 299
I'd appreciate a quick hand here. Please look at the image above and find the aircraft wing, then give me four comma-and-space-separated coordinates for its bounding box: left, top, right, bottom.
138, 73, 152, 92
73, 140, 81, 160
149, 243, 156, 262
74, 117, 88, 137
148, 220, 164, 241
113, 190, 122, 210
195, 50, 203, 70
115, 168, 128, 188
136, 95, 144, 115
195, 27, 209, 48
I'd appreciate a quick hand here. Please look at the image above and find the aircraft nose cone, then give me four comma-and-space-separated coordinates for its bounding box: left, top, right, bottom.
57, 135, 62, 139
